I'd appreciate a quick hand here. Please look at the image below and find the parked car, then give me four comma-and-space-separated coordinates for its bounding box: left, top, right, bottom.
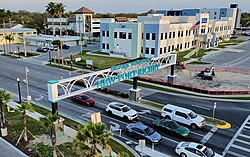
36, 47, 49, 52
61, 44, 70, 49
48, 46, 58, 51
71, 94, 95, 106
160, 104, 205, 129
175, 141, 222, 157
153, 119, 190, 138
106, 102, 138, 120
126, 122, 162, 144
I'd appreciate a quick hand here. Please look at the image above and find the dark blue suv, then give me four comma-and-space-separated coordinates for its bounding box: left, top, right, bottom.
126, 122, 162, 144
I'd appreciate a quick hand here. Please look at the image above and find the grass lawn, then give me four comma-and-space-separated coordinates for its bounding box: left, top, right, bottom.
74, 51, 129, 69
91, 51, 110, 55
5, 108, 47, 139
177, 48, 195, 62
188, 61, 211, 64
0, 53, 20, 59
18, 52, 40, 57
108, 139, 135, 157
46, 63, 77, 71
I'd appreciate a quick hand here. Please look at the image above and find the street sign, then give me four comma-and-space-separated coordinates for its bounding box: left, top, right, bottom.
75, 58, 81, 62
86, 60, 93, 66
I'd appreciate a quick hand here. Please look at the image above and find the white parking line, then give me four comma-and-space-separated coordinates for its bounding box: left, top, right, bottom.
191, 104, 210, 111
226, 150, 248, 157
231, 144, 250, 153
3, 72, 10, 76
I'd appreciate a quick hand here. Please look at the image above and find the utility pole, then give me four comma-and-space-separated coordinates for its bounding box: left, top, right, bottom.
23, 33, 27, 57
77, 16, 83, 53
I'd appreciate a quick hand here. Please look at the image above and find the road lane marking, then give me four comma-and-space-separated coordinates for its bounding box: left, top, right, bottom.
231, 144, 250, 153
200, 127, 217, 144
3, 72, 10, 76
226, 151, 248, 157
223, 114, 250, 156
191, 104, 210, 111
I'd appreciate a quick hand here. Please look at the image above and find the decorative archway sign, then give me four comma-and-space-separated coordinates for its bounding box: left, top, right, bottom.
47, 53, 177, 114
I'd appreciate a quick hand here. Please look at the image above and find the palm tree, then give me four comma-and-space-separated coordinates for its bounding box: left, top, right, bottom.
5, 10, 13, 53
14, 102, 34, 142
52, 40, 61, 64
55, 3, 65, 65
5, 34, 14, 54
0, 9, 7, 53
46, 2, 57, 63
40, 113, 60, 157
74, 122, 112, 157
0, 89, 12, 134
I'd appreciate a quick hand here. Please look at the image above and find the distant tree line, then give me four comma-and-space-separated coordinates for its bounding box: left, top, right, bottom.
240, 12, 250, 27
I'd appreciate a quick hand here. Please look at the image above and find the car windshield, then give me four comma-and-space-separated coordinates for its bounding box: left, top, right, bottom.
81, 95, 90, 100
188, 111, 197, 119
202, 147, 215, 157
121, 106, 130, 112
144, 127, 155, 135
169, 121, 179, 129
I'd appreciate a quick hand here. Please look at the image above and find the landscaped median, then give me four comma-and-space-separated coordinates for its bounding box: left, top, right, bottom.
4, 101, 136, 157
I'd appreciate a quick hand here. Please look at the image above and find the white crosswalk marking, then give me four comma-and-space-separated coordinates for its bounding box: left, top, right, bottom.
223, 114, 250, 157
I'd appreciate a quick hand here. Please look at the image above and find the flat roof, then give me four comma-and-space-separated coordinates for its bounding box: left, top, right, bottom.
24, 35, 81, 41
0, 28, 37, 33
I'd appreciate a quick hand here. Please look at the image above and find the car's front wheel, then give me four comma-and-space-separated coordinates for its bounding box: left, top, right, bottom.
108, 110, 112, 115
180, 153, 187, 157
191, 124, 197, 130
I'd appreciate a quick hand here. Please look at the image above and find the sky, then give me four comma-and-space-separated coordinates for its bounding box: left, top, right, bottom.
0, 0, 249, 13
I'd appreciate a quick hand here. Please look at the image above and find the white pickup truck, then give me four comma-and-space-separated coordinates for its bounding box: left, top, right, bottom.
160, 104, 205, 129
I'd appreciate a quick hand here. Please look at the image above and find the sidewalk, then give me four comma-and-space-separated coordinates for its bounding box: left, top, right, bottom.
135, 145, 172, 157
0, 137, 28, 157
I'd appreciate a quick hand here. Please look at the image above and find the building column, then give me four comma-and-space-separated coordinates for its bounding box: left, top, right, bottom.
52, 102, 58, 115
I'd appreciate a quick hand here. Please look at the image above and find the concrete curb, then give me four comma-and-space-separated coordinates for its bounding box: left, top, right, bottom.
0, 137, 28, 157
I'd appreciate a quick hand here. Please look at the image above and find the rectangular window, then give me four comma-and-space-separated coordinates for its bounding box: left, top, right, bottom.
189, 30, 191, 36
172, 45, 174, 51
119, 32, 126, 39
107, 43, 109, 49
188, 42, 190, 48
180, 43, 182, 49
161, 33, 164, 40
192, 41, 194, 46
178, 31, 180, 37
146, 33, 150, 40
160, 48, 162, 54
181, 31, 183, 37
168, 46, 171, 52
177, 44, 179, 49
107, 31, 109, 37
151, 48, 155, 55
146, 47, 149, 54
141, 47, 143, 53
169, 32, 172, 39
185, 43, 187, 48
128, 33, 132, 39
164, 47, 167, 53
186, 30, 188, 36
114, 32, 117, 38
173, 32, 175, 38
193, 30, 195, 35
152, 33, 156, 40
102, 43, 105, 49
165, 33, 167, 39
102, 31, 105, 37
142, 33, 143, 39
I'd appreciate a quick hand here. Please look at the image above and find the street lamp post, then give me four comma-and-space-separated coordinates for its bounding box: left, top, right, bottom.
213, 102, 217, 120
70, 53, 73, 70
17, 78, 22, 103
77, 16, 83, 53
17, 45, 20, 58
25, 67, 30, 104
48, 50, 51, 64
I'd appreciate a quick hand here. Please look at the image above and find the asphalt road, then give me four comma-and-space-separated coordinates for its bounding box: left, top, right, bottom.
0, 56, 249, 156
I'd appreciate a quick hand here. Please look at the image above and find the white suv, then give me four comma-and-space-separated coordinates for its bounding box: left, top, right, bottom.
175, 141, 222, 157
106, 102, 138, 120
160, 104, 205, 129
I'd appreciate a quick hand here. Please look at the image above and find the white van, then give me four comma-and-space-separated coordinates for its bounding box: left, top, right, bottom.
160, 104, 205, 129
